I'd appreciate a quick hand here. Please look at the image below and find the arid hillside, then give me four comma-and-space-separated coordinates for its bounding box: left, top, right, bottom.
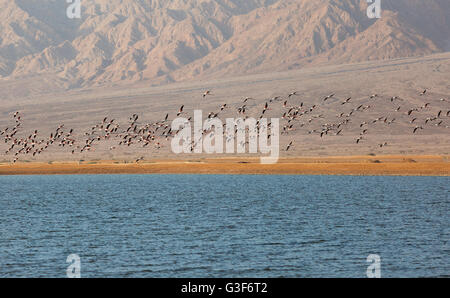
0, 0, 449, 99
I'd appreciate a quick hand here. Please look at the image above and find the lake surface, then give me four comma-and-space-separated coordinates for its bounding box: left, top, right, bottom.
0, 174, 448, 278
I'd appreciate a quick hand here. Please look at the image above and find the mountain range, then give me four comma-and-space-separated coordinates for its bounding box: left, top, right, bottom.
0, 0, 449, 94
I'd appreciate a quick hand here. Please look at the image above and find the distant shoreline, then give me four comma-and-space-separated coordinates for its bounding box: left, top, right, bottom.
0, 155, 448, 176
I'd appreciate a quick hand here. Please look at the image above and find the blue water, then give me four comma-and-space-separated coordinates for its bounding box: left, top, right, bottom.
0, 175, 448, 278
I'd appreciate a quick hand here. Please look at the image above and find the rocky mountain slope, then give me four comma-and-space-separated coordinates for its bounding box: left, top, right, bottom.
0, 0, 449, 93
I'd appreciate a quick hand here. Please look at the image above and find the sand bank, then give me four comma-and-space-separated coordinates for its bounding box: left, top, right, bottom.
0, 155, 449, 176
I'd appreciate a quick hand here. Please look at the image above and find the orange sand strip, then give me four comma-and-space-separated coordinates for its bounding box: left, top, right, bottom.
0, 156, 449, 176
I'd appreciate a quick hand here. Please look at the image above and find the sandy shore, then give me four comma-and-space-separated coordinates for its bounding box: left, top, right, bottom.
0, 155, 449, 176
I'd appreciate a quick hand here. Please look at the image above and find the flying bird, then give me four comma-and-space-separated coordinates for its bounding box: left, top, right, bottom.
323, 94, 335, 101
285, 141, 293, 151
203, 90, 212, 98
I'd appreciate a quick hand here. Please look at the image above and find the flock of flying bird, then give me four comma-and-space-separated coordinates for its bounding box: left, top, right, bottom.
0, 88, 449, 163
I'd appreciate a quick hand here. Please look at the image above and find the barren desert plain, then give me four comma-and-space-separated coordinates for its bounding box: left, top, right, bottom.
1, 53, 449, 175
